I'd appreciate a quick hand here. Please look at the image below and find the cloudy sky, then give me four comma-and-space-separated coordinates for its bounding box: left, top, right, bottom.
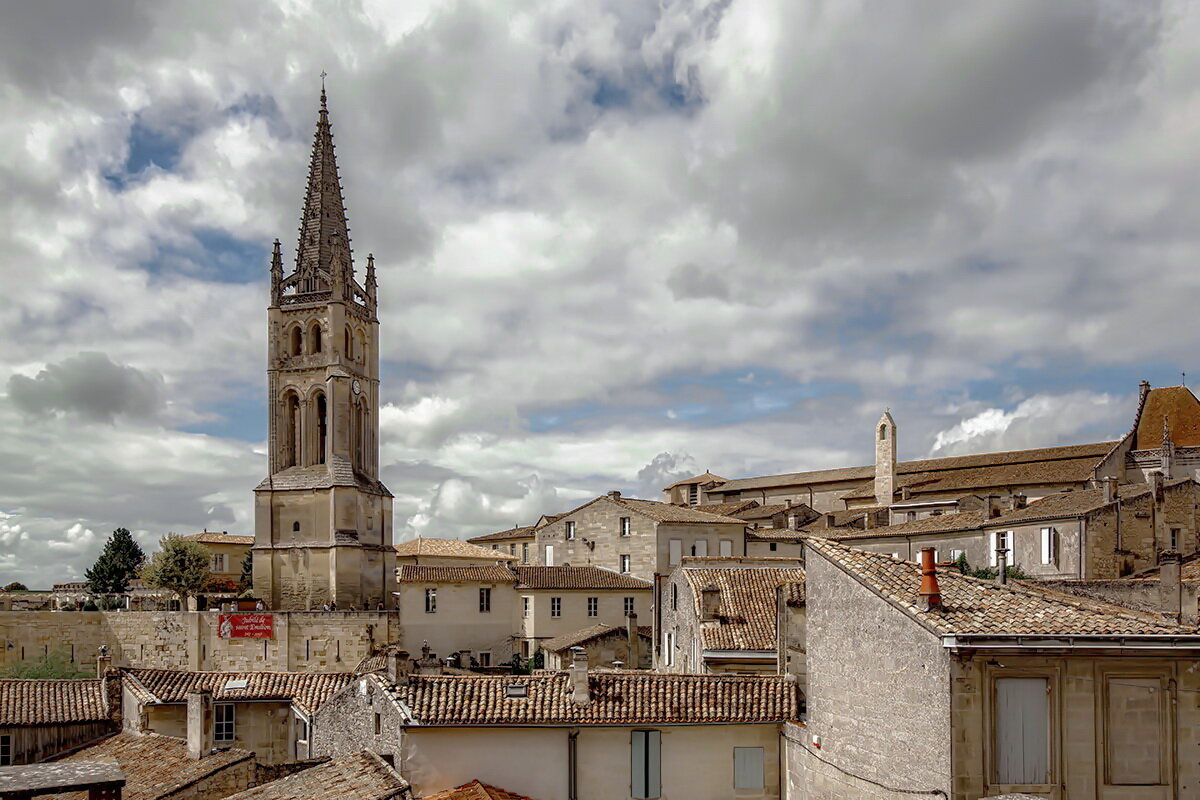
1, 0, 1198, 586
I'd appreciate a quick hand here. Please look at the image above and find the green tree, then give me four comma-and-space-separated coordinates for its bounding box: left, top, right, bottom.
237, 550, 253, 594
140, 533, 212, 601
2, 581, 28, 592
85, 528, 145, 595
3, 650, 92, 679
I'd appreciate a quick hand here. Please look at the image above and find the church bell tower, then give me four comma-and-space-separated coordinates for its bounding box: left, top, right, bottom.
252, 87, 394, 610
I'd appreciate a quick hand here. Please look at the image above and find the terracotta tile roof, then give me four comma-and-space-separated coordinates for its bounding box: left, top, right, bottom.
397, 565, 518, 584
467, 526, 537, 544
681, 566, 805, 651
255, 456, 392, 497
781, 581, 805, 609
46, 732, 252, 800
392, 672, 801, 725
423, 780, 535, 800
123, 669, 355, 718
1128, 552, 1200, 582
663, 472, 726, 490
615, 497, 745, 524
820, 511, 987, 542
807, 537, 1191, 637
711, 442, 1115, 495
512, 566, 652, 590
840, 455, 1105, 500
733, 503, 790, 520
1133, 386, 1200, 449
0, 679, 110, 726
223, 750, 409, 800
540, 623, 653, 653
694, 500, 760, 517
394, 538, 517, 561
746, 529, 808, 541
181, 531, 254, 545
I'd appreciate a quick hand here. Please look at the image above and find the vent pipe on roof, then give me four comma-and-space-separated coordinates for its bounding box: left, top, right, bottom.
571, 647, 590, 705
1159, 550, 1182, 622
918, 547, 941, 612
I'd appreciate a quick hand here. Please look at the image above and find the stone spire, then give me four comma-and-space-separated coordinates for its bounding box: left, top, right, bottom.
269, 238, 283, 305
365, 252, 377, 307
295, 86, 353, 289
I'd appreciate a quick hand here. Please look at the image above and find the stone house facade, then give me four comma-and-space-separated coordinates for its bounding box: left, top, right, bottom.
792, 537, 1200, 799
394, 565, 518, 667
532, 492, 746, 582
513, 566, 652, 659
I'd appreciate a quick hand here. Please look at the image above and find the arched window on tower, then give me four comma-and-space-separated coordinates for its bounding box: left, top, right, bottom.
356, 329, 367, 363
344, 326, 353, 359
315, 393, 327, 465
353, 401, 365, 470
290, 326, 303, 357
309, 323, 322, 354
879, 425, 888, 441
284, 393, 301, 467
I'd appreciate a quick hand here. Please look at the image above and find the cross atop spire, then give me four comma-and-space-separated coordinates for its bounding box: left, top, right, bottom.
294, 84, 353, 291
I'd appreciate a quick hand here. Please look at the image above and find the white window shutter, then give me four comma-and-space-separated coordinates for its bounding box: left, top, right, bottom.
695, 539, 708, 557
631, 732, 646, 797
545, 545, 554, 567
990, 531, 999, 567
719, 539, 732, 557
734, 747, 765, 789
1040, 528, 1050, 565
669, 539, 682, 565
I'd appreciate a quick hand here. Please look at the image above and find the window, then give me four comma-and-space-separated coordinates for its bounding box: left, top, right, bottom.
522, 543, 529, 563
664, 632, 674, 666
950, 549, 964, 562
994, 677, 1049, 785
551, 597, 562, 618
0, 734, 10, 766
769, 543, 777, 552
479, 652, 491, 667
374, 712, 382, 736
290, 326, 303, 356
509, 544, 516, 555
734, 747, 765, 789
671, 584, 677, 610
879, 424, 887, 441
990, 530, 1011, 567
479, 588, 491, 613
620, 554, 631, 574
544, 545, 555, 566
694, 539, 708, 557
523, 596, 531, 618
1040, 528, 1059, 567
310, 323, 322, 353
1170, 527, 1180, 550
631, 730, 661, 799
292, 521, 301, 532
620, 517, 631, 536
565, 521, 576, 540
211, 554, 226, 572
719, 539, 733, 558
491, 544, 499, 551
669, 539, 683, 565
688, 485, 698, 505
624, 597, 635, 616
906, 511, 917, 522
425, 588, 437, 614
214, 704, 235, 743
587, 597, 599, 617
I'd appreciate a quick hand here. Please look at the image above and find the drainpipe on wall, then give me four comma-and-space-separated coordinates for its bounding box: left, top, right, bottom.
568, 729, 579, 800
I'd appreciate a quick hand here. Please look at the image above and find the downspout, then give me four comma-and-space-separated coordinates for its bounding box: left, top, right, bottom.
568, 729, 579, 800
1079, 519, 1085, 580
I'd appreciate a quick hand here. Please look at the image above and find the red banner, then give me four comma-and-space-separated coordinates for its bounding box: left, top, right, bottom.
218, 613, 274, 639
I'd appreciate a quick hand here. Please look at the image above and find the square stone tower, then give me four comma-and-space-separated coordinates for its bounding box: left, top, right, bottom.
252, 88, 394, 610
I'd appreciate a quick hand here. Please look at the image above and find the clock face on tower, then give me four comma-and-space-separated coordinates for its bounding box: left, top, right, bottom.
352, 379, 361, 395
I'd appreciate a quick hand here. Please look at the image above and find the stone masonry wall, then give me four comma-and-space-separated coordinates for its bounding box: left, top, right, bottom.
0, 611, 401, 673
310, 676, 406, 764
791, 546, 952, 800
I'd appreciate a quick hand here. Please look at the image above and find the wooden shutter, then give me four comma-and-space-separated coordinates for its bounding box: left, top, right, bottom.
669, 539, 683, 565
544, 545, 554, 567
990, 531, 1000, 567
631, 730, 661, 799
720, 539, 733, 557
734, 747, 765, 789
995, 677, 1049, 785
1105, 676, 1166, 785
695, 539, 709, 557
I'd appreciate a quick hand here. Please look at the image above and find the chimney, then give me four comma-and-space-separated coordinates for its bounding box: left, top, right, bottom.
785, 499, 794, 508
899, 486, 912, 502
386, 649, 411, 685
1012, 492, 1027, 510
1102, 478, 1117, 504
186, 690, 213, 760
996, 548, 1009, 586
700, 585, 721, 621
626, 613, 641, 669
983, 495, 1000, 519
822, 514, 836, 530
607, 490, 621, 500
1149, 470, 1164, 500
918, 547, 941, 612
1159, 550, 1182, 622
874, 411, 897, 506
96, 645, 112, 678
571, 647, 590, 705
